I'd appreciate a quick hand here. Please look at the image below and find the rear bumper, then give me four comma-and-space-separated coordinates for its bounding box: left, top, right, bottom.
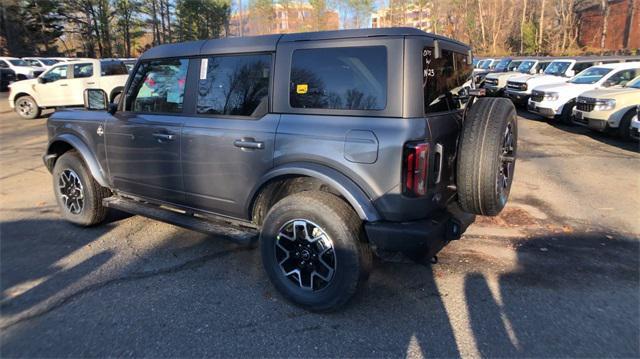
364, 205, 475, 257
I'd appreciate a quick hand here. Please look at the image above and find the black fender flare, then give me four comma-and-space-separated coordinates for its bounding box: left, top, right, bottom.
110, 87, 124, 102
44, 133, 110, 188
247, 162, 381, 222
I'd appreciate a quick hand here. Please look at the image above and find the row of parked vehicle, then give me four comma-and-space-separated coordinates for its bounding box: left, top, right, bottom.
4, 57, 137, 119
0, 56, 136, 92
472, 56, 640, 141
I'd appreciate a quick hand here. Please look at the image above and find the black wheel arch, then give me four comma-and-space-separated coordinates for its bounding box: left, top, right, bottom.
44, 134, 110, 188
109, 86, 124, 102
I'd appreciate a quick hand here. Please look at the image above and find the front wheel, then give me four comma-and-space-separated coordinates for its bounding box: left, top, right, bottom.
15, 96, 41, 120
53, 151, 110, 226
260, 191, 372, 312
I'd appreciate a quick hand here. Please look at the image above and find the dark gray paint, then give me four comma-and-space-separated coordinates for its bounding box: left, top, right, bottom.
45, 29, 471, 224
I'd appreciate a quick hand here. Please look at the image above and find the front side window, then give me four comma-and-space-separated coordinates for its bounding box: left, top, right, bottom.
573, 62, 595, 73
9, 59, 28, 66
41, 59, 57, 65
423, 47, 472, 113
507, 61, 521, 72
544, 61, 572, 76
494, 59, 511, 72
197, 54, 271, 117
605, 69, 640, 87
42, 65, 68, 82
626, 77, 640, 89
100, 60, 128, 76
127, 59, 188, 113
73, 63, 93, 78
290, 46, 387, 111
568, 67, 612, 84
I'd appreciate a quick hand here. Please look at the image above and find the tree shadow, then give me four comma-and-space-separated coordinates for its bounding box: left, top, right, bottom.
465, 232, 640, 357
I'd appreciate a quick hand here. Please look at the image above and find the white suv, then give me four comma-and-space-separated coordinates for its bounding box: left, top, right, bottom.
527, 62, 640, 123
0, 57, 45, 80
9, 59, 130, 119
23, 57, 59, 70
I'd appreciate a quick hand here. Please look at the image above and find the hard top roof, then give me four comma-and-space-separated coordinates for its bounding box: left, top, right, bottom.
140, 28, 468, 60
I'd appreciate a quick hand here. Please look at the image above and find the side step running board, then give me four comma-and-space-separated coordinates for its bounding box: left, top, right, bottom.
103, 197, 258, 245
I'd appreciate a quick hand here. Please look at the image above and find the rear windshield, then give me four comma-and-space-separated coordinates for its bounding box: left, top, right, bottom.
544, 61, 572, 76
100, 60, 129, 76
423, 47, 473, 113
289, 46, 387, 111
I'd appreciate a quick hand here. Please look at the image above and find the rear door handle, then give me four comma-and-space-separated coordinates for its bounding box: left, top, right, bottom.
153, 133, 175, 141
87, 82, 95, 85
59, 84, 68, 87
234, 138, 264, 150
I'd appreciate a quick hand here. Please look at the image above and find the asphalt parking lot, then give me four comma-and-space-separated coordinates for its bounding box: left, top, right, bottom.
1, 94, 639, 357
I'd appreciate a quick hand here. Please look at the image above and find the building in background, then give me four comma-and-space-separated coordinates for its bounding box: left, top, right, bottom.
371, 3, 432, 32
576, 0, 639, 51
229, 2, 339, 37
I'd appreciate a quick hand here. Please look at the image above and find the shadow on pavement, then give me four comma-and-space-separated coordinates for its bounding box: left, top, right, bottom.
0, 220, 638, 357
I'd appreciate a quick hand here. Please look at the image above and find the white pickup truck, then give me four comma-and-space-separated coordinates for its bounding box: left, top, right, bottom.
8, 59, 130, 119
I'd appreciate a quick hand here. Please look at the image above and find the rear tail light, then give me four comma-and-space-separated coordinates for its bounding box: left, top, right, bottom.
403, 142, 429, 197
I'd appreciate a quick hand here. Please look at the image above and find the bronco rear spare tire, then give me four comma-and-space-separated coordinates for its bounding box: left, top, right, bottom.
457, 97, 517, 216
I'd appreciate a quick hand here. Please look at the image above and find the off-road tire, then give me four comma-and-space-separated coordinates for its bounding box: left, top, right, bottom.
53, 151, 110, 226
558, 100, 575, 125
260, 191, 372, 312
15, 95, 41, 120
617, 110, 634, 141
457, 97, 517, 216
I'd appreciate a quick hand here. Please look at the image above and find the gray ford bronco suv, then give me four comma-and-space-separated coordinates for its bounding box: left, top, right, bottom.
44, 28, 517, 311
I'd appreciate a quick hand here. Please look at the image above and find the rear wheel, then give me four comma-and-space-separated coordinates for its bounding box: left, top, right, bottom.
457, 97, 517, 216
53, 151, 110, 226
260, 191, 372, 312
15, 95, 41, 120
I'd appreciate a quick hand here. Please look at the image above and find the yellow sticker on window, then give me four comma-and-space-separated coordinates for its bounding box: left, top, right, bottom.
296, 84, 308, 94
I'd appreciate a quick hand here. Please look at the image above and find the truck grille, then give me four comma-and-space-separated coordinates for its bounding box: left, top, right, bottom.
530, 90, 544, 102
507, 81, 527, 91
576, 97, 595, 112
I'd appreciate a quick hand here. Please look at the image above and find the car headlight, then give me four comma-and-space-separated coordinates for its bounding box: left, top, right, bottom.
543, 92, 559, 101
594, 99, 616, 111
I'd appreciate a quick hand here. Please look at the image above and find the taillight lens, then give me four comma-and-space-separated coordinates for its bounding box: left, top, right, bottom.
403, 142, 429, 197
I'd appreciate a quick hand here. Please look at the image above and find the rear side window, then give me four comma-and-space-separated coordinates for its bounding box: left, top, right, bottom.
127, 59, 189, 113
423, 47, 472, 113
289, 46, 387, 111
73, 63, 93, 78
100, 61, 129, 76
573, 62, 594, 73
197, 54, 271, 117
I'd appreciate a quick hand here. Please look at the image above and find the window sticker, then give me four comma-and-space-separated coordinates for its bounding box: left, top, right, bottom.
296, 84, 308, 94
200, 58, 208, 80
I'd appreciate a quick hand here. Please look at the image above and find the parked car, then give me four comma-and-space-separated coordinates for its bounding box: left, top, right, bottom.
42, 28, 518, 311
0, 57, 45, 80
22, 57, 59, 69
9, 59, 129, 119
0, 68, 16, 92
505, 57, 637, 105
630, 106, 639, 141
474, 57, 522, 87
483, 58, 554, 96
572, 76, 640, 139
528, 62, 640, 123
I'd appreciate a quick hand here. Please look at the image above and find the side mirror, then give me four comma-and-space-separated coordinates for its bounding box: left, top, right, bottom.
84, 89, 108, 111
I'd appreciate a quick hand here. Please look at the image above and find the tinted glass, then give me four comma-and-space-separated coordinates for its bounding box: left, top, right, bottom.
544, 61, 572, 76
9, 59, 28, 66
517, 60, 536, 73
25, 59, 41, 67
127, 59, 188, 113
573, 62, 594, 73
606, 69, 640, 86
290, 46, 387, 111
101, 60, 128, 76
0, 60, 8, 68
41, 59, 58, 65
73, 63, 93, 78
43, 65, 67, 82
494, 59, 511, 72
568, 67, 612, 84
507, 61, 521, 71
197, 54, 271, 116
423, 47, 472, 113
627, 77, 640, 89
537, 61, 552, 72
